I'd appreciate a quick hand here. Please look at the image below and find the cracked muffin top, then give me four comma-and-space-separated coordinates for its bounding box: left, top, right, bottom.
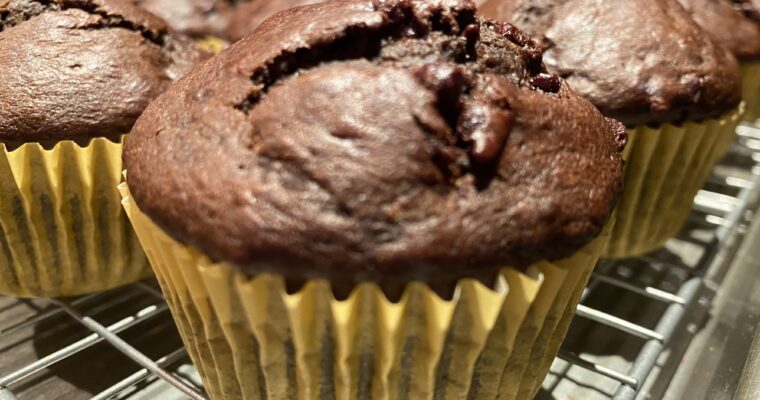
124, 0, 625, 296
132, 0, 250, 39
480, 0, 742, 127
677, 0, 760, 61
0, 0, 209, 144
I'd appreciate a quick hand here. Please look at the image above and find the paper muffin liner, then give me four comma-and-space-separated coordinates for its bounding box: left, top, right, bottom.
195, 36, 228, 54
0, 138, 150, 297
121, 183, 610, 400
742, 62, 760, 123
604, 107, 742, 258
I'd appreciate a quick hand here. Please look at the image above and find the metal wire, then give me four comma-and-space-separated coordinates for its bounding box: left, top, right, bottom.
589, 273, 686, 305
551, 126, 760, 400
0, 303, 168, 388
575, 305, 665, 342
556, 352, 639, 388
89, 348, 188, 400
0, 125, 758, 400
49, 299, 207, 400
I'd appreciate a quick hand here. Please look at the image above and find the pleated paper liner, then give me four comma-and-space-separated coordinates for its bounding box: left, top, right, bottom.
603, 106, 742, 259
742, 62, 760, 123
121, 183, 610, 400
0, 138, 150, 297
196, 36, 228, 54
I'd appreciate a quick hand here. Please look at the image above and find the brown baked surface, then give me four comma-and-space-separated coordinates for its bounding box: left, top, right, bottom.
225, 0, 323, 42
125, 0, 624, 294
678, 0, 760, 61
0, 0, 209, 143
480, 0, 742, 126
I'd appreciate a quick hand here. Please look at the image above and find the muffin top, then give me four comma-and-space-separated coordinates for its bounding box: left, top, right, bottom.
480, 0, 742, 126
132, 0, 249, 39
677, 0, 760, 61
0, 0, 209, 144
125, 0, 625, 294
226, 0, 323, 42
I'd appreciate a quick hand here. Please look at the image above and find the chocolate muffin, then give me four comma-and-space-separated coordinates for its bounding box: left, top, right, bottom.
481, 0, 741, 126
481, 0, 743, 258
0, 0, 207, 143
132, 0, 249, 40
677, 0, 760, 121
677, 0, 760, 61
0, 0, 208, 297
122, 0, 623, 397
225, 0, 323, 42
126, 0, 624, 294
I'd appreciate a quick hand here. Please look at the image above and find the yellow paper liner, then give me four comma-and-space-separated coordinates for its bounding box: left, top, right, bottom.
122, 183, 610, 399
742, 62, 760, 123
604, 107, 742, 259
0, 138, 150, 297
195, 36, 228, 54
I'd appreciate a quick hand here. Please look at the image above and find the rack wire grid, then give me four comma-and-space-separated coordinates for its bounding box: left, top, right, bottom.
1, 123, 760, 400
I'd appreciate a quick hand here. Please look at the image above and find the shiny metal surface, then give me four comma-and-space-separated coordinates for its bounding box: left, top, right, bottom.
663, 213, 760, 400
735, 322, 760, 400
540, 123, 760, 400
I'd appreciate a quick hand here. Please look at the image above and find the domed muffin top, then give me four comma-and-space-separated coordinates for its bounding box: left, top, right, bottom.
0, 0, 209, 144
677, 0, 760, 61
480, 0, 742, 126
226, 0, 323, 42
132, 0, 249, 39
125, 0, 625, 294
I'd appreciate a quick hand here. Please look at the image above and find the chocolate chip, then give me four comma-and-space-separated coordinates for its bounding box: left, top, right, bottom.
462, 23, 480, 58
529, 73, 561, 93
382, 3, 410, 24
379, 3, 426, 37
605, 117, 628, 153
440, 38, 469, 63
413, 63, 468, 114
458, 100, 513, 166
496, 22, 532, 48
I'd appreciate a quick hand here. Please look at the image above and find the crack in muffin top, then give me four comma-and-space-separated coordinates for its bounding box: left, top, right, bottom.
0, 0, 209, 143
124, 0, 625, 296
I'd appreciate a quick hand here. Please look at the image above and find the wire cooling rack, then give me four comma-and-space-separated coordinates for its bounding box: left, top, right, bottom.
1, 124, 760, 400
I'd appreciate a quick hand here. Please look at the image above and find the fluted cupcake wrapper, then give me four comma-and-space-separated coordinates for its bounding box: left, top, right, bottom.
121, 182, 610, 400
0, 138, 150, 297
603, 107, 742, 259
195, 36, 228, 54
742, 62, 760, 123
